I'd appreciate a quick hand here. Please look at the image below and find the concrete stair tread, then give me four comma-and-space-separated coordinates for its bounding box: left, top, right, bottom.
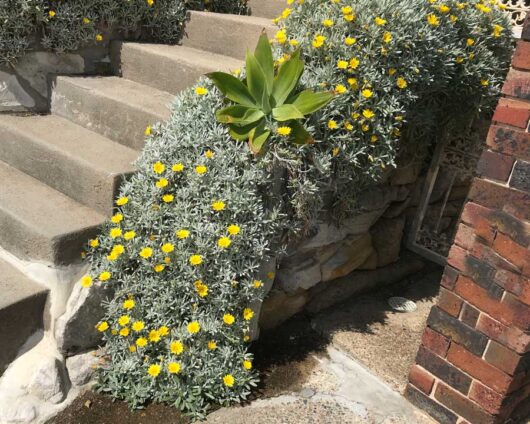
248, 0, 286, 18
0, 258, 47, 310
0, 114, 137, 176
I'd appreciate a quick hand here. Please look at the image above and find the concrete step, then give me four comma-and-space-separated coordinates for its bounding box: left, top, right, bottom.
248, 0, 286, 18
51, 76, 173, 150
182, 11, 276, 60
0, 161, 106, 265
0, 258, 48, 375
111, 43, 243, 94
0, 115, 137, 216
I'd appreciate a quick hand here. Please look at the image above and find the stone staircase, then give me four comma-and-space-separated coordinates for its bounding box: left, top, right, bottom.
0, 0, 281, 375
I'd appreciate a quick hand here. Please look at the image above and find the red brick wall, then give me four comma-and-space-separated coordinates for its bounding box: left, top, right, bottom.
406, 16, 530, 424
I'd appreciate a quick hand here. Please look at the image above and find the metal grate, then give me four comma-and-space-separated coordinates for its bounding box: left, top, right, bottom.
501, 0, 530, 37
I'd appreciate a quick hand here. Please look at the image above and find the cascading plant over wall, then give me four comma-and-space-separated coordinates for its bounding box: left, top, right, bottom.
80, 0, 513, 419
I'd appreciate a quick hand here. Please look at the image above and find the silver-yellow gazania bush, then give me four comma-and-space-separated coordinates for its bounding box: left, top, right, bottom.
82, 0, 512, 419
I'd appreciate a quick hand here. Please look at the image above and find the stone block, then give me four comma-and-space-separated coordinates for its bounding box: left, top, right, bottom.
370, 216, 405, 267
66, 351, 99, 386
27, 357, 69, 404
276, 257, 321, 293
259, 289, 309, 330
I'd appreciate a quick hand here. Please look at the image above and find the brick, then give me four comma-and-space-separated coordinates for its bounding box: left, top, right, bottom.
477, 314, 530, 354
469, 380, 505, 415
513, 40, 530, 71
524, 14, 530, 41
448, 244, 467, 272
510, 159, 530, 193
460, 202, 496, 245
434, 383, 495, 424
488, 209, 530, 247
492, 98, 530, 129
502, 292, 530, 331
495, 269, 523, 296
477, 150, 515, 182
416, 345, 472, 394
460, 302, 480, 327
468, 178, 530, 222
405, 384, 459, 424
454, 224, 476, 250
486, 125, 530, 162
502, 68, 530, 101
427, 307, 488, 356
438, 288, 463, 317
484, 340, 525, 375
422, 327, 450, 357
470, 240, 522, 275
522, 278, 530, 306
408, 365, 434, 395
493, 233, 529, 271
441, 265, 459, 290
447, 343, 513, 394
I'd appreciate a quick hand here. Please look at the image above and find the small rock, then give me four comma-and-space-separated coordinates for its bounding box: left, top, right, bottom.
321, 233, 373, 282
66, 351, 99, 386
300, 388, 315, 398
84, 400, 92, 409
27, 357, 68, 404
276, 257, 322, 293
0, 397, 37, 423
371, 217, 406, 267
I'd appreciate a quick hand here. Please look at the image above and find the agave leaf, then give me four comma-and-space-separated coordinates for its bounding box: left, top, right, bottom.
216, 105, 264, 125
254, 32, 274, 94
207, 72, 257, 108
228, 120, 262, 141
248, 121, 271, 154
272, 104, 305, 121
290, 120, 314, 145
246, 51, 270, 112
272, 49, 304, 106
291, 90, 334, 115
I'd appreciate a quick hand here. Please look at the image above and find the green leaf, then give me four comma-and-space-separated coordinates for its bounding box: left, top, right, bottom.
272, 49, 304, 106
254, 32, 274, 94
216, 105, 264, 125
272, 104, 304, 121
206, 72, 256, 108
246, 51, 270, 112
291, 90, 334, 115
248, 122, 270, 154
290, 120, 314, 145
228, 121, 261, 141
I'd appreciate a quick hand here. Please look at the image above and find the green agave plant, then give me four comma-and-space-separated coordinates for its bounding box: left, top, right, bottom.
207, 33, 334, 153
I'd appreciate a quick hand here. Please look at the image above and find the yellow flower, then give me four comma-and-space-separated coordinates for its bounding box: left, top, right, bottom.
89, 238, 99, 248
99, 271, 111, 281
275, 29, 287, 44
48, 10, 56, 17
223, 374, 235, 387
289, 39, 299, 46
153, 161, 165, 174
172, 163, 184, 172
118, 315, 130, 326
281, 8, 292, 18
116, 196, 129, 206
123, 299, 135, 310
194, 280, 209, 297
218, 236, 231, 249
253, 280, 263, 288
371, 135, 378, 143
81, 275, 93, 288
345, 122, 354, 131
139, 247, 153, 259
223, 314, 235, 325
204, 150, 215, 159
335, 84, 347, 94
195, 87, 208, 96
97, 321, 109, 332
427, 14, 439, 26
349, 57, 360, 69
227, 224, 240, 235
167, 362, 181, 374
176, 229, 190, 239
456, 57, 464, 64
277, 126, 292, 136
132, 321, 145, 332
128, 345, 136, 353
136, 337, 148, 347
492, 24, 504, 37
212, 200, 225, 211
449, 15, 457, 23
107, 252, 118, 262
187, 321, 200, 334
337, 59, 349, 70
149, 330, 161, 342
147, 364, 161, 377
189, 254, 203, 265
481, 79, 489, 86
147, 0, 154, 5
161, 243, 174, 253
383, 32, 392, 43
95, 34, 103, 42
328, 120, 338, 130
158, 326, 169, 336
156, 178, 168, 188
111, 329, 118, 335
154, 264, 165, 273
243, 360, 252, 370
374, 17, 387, 26
348, 78, 358, 89
341, 6, 353, 14
312, 34, 326, 48
124, 231, 136, 240
466, 38, 475, 46
110, 228, 122, 239
362, 89, 373, 98
322, 19, 334, 27
345, 37, 356, 45
111, 213, 123, 224
344, 13, 355, 21
362, 124, 370, 132
145, 126, 152, 136
388, 68, 397, 76
332, 147, 340, 157
208, 341, 217, 350
112, 245, 125, 255
170, 340, 184, 354
243, 335, 250, 342
83, 17, 90, 24
396, 77, 407, 89
243, 308, 254, 321
119, 327, 129, 337
195, 165, 207, 174
363, 109, 375, 119
436, 4, 450, 13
